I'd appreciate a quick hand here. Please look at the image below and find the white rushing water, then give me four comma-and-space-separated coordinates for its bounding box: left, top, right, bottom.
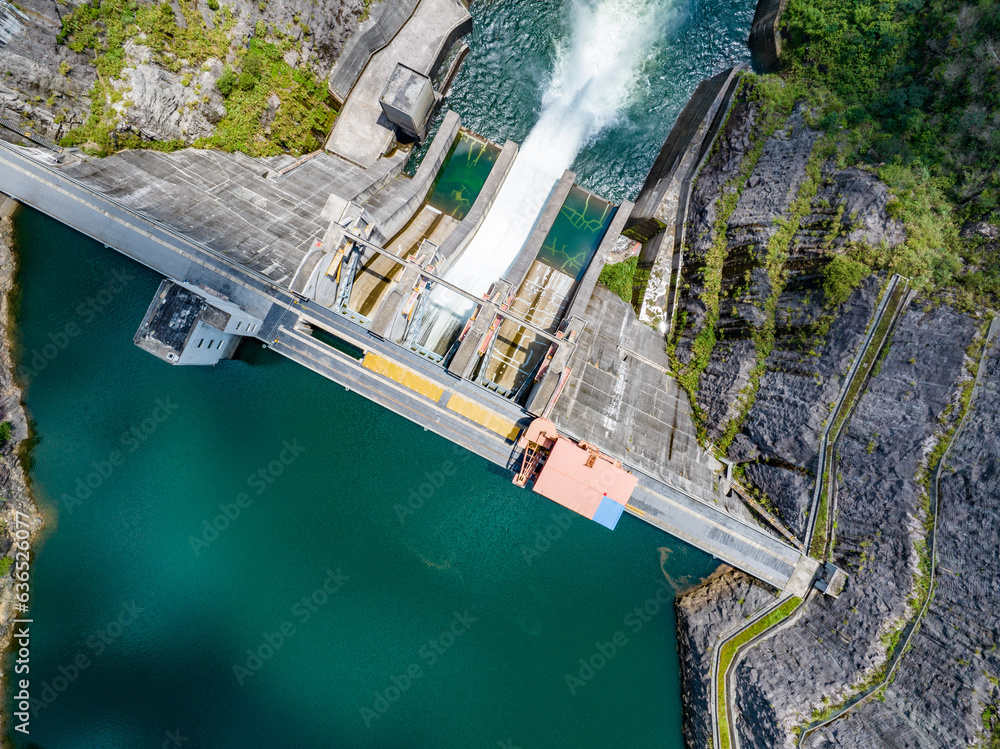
414, 0, 673, 357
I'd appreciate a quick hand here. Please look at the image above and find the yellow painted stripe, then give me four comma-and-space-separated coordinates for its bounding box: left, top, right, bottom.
362, 353, 444, 402
447, 395, 521, 441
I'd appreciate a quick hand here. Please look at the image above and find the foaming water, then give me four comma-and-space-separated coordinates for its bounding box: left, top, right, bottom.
414, 0, 679, 356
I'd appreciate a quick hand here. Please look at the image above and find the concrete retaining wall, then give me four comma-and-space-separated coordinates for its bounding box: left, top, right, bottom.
748, 0, 787, 72
623, 65, 745, 333
328, 0, 419, 107
368, 109, 462, 243
503, 170, 576, 290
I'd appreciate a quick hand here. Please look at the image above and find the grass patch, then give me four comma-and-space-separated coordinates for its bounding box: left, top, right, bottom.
598, 256, 638, 304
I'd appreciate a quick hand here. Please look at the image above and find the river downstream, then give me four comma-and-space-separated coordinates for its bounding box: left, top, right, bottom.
9, 0, 754, 745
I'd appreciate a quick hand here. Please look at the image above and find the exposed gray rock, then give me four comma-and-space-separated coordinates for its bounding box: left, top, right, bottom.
732, 304, 976, 748
727, 433, 759, 463
113, 46, 227, 142
805, 325, 1000, 749
960, 220, 999, 240
0, 0, 364, 145
742, 462, 811, 540
676, 568, 776, 749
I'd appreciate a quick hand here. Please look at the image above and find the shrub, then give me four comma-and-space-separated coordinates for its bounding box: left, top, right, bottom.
207, 0, 219, 9
216, 68, 237, 97
823, 255, 871, 307
0, 421, 13, 444
0, 557, 11, 577
598, 256, 638, 304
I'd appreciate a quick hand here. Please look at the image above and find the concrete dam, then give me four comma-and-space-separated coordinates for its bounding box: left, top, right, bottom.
0, 0, 823, 595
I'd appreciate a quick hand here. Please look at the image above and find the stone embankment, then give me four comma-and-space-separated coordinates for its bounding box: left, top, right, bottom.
0, 196, 45, 736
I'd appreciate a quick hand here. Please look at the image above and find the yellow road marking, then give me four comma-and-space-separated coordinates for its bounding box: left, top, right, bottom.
362, 353, 444, 402
447, 394, 521, 441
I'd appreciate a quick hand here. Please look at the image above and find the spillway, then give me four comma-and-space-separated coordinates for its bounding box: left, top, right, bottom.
409, 0, 675, 359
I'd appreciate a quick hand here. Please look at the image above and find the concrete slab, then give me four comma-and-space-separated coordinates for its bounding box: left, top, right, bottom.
325, 0, 470, 168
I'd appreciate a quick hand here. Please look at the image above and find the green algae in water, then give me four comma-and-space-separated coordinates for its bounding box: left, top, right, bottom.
536, 186, 616, 280
426, 132, 500, 220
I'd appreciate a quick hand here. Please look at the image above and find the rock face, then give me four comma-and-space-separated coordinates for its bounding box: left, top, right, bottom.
675, 86, 905, 539
805, 328, 1000, 748
0, 0, 364, 145
0, 0, 96, 143
733, 304, 976, 747
112, 43, 227, 142
676, 569, 776, 749
673, 79, 997, 749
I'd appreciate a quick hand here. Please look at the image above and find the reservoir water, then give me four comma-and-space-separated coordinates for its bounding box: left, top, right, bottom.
9, 0, 754, 745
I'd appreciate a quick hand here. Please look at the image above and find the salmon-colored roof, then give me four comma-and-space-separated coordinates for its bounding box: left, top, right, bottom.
532, 438, 638, 520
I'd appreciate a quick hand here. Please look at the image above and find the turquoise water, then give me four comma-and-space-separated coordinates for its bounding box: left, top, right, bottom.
427, 133, 500, 220
537, 187, 616, 281
10, 208, 717, 747
446, 0, 756, 203
9, 0, 758, 743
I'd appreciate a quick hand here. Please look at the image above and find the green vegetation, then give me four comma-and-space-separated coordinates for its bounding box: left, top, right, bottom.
57, 0, 332, 157
718, 596, 802, 749
195, 39, 332, 156
984, 701, 1000, 749
0, 421, 11, 443
598, 256, 638, 303
768, 0, 1000, 299
824, 255, 872, 307
0, 556, 12, 577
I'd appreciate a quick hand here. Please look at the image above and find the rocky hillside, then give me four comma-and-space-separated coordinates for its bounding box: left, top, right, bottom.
672, 77, 999, 748
0, 0, 365, 153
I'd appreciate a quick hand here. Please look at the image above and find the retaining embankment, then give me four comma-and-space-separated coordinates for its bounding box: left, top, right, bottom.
328, 0, 420, 107
747, 0, 786, 72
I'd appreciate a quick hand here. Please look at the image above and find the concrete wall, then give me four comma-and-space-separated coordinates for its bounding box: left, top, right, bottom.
748, 0, 788, 72
367, 109, 462, 243
503, 170, 576, 290
328, 0, 419, 106
626, 67, 739, 243
623, 65, 745, 332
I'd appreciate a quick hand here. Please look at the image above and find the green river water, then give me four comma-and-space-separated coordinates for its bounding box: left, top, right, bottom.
9, 0, 755, 745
